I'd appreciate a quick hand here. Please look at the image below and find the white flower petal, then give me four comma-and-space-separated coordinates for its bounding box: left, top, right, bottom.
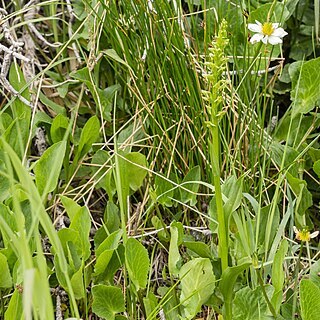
310, 231, 319, 238
272, 23, 279, 29
293, 226, 299, 234
268, 35, 283, 45
248, 23, 262, 33
250, 33, 264, 44
262, 36, 269, 44
255, 20, 262, 26
272, 27, 288, 38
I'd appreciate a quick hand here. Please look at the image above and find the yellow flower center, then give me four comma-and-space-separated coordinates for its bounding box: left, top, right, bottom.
297, 229, 310, 242
262, 22, 274, 36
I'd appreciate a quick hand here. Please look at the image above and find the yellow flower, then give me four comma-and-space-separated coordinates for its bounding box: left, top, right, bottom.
293, 226, 319, 242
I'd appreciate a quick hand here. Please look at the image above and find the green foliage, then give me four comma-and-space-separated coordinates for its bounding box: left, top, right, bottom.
50, 114, 69, 143
0, 252, 12, 288
271, 239, 288, 312
95, 230, 122, 276
4, 289, 23, 320
34, 141, 66, 195
300, 279, 320, 320
291, 57, 320, 117
125, 238, 150, 291
0, 0, 319, 319
179, 258, 216, 319
168, 222, 183, 276
92, 285, 125, 320
70, 266, 85, 300
313, 160, 320, 178
74, 115, 100, 162
220, 262, 252, 319
180, 166, 201, 205
233, 286, 274, 320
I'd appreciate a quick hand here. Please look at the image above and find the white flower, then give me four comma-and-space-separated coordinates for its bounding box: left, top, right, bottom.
293, 226, 319, 242
248, 20, 288, 45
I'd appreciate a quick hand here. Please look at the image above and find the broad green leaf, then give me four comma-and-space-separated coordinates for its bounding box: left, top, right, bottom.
270, 142, 299, 177
60, 196, 82, 221
29, 267, 54, 320
158, 286, 180, 320
222, 175, 243, 220
259, 204, 280, 251
151, 216, 169, 242
102, 49, 134, 73
154, 175, 174, 207
90, 151, 116, 199
95, 250, 116, 276
103, 245, 125, 284
285, 0, 300, 17
34, 141, 66, 195
99, 85, 121, 121
118, 122, 145, 146
104, 202, 120, 234
39, 92, 66, 116
288, 61, 304, 81
275, 115, 315, 146
300, 279, 320, 320
233, 285, 274, 320
220, 261, 251, 319
4, 289, 23, 320
95, 230, 123, 275
54, 255, 71, 289
70, 207, 91, 260
96, 230, 123, 257
290, 40, 312, 63
57, 228, 82, 260
71, 267, 85, 300
123, 152, 147, 192
310, 260, 320, 288
5, 66, 31, 158
0, 204, 17, 242
67, 241, 82, 272
125, 238, 150, 290
168, 222, 183, 276
91, 150, 114, 191
70, 68, 119, 121
249, 2, 290, 24
184, 241, 212, 259
0, 140, 77, 313
271, 239, 288, 312
76, 115, 100, 160
0, 252, 12, 288
309, 147, 320, 162
70, 67, 93, 91
179, 258, 215, 319
314, 160, 320, 179
180, 166, 201, 205
272, 239, 288, 291
92, 285, 125, 320
286, 173, 313, 215
50, 114, 69, 143
143, 292, 158, 318
291, 57, 320, 117
9, 63, 30, 100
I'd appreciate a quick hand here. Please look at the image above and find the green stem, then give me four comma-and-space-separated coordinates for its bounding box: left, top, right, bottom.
113, 93, 128, 245
292, 242, 304, 319
211, 117, 228, 273
257, 268, 278, 318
